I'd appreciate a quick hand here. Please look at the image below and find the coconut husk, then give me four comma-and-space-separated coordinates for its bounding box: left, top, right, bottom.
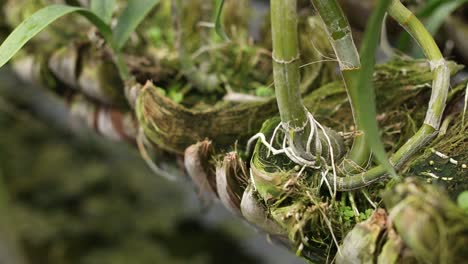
136, 81, 278, 154
240, 184, 286, 236
216, 152, 249, 215
337, 208, 387, 264
383, 179, 468, 264
184, 140, 218, 199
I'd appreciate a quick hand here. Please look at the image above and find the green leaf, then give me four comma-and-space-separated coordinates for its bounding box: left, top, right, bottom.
255, 85, 274, 97
417, 0, 445, 17
168, 90, 184, 104
397, 0, 443, 52
214, 0, 230, 41
412, 0, 467, 57
113, 0, 160, 50
90, 0, 116, 24
0, 4, 114, 69
398, 0, 467, 56
424, 0, 468, 35
344, 209, 354, 218
355, 0, 396, 177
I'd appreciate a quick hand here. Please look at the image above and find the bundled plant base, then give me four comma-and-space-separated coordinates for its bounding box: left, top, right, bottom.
339, 179, 468, 264
246, 117, 346, 260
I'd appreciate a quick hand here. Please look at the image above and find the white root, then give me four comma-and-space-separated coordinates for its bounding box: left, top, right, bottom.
361, 190, 377, 209
312, 113, 338, 200
247, 111, 340, 199
268, 122, 284, 157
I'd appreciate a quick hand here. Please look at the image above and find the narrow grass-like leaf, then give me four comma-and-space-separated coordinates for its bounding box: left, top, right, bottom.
424, 0, 468, 35
90, 0, 116, 24
397, 0, 443, 52
411, 0, 467, 58
214, 0, 230, 41
398, 0, 467, 55
0, 4, 114, 69
113, 0, 160, 50
355, 0, 396, 176
417, 0, 445, 17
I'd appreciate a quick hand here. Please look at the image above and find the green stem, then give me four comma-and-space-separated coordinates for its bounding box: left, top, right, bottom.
310, 0, 360, 70
271, 0, 310, 155
310, 0, 370, 172
388, 0, 449, 130
330, 0, 450, 190
271, 0, 307, 128
214, 0, 229, 41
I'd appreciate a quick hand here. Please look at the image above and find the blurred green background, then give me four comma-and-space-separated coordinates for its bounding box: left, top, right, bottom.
0, 68, 303, 264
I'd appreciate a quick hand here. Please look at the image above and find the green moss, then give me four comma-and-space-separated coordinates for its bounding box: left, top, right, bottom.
248, 117, 377, 262
405, 113, 468, 199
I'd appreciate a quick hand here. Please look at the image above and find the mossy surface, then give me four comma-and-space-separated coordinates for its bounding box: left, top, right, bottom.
405, 116, 468, 199
248, 117, 377, 262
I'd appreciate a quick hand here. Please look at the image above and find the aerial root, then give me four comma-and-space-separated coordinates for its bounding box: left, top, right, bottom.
247, 112, 339, 199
